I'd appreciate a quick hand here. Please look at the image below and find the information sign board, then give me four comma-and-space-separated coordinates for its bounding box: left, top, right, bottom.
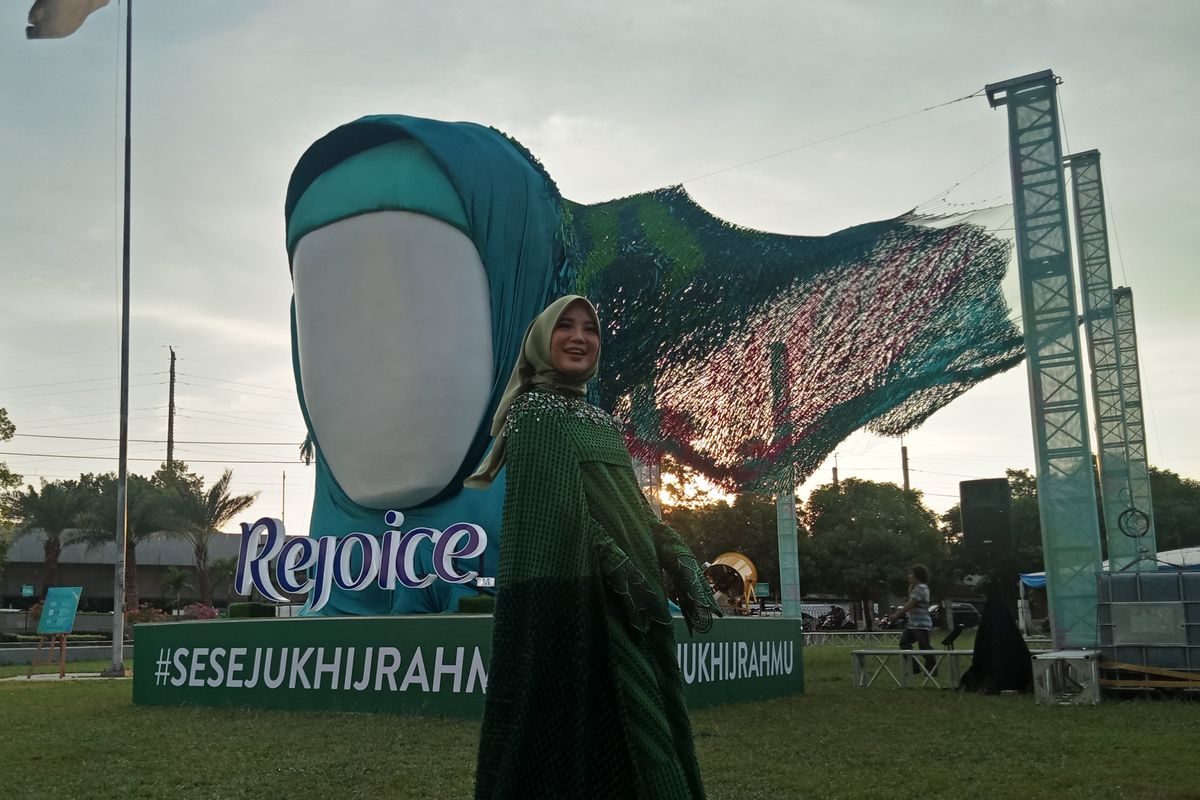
37, 587, 82, 635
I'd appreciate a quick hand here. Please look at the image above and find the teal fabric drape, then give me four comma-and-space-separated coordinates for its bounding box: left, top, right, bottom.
282, 114, 1025, 618
285, 116, 567, 614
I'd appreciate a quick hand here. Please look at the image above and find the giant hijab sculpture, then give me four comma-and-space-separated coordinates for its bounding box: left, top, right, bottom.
284, 115, 1022, 616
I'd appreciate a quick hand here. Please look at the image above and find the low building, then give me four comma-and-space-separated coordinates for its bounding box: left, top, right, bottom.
2, 531, 250, 611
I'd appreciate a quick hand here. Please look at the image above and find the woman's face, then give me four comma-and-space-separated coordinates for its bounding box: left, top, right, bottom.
550, 302, 600, 378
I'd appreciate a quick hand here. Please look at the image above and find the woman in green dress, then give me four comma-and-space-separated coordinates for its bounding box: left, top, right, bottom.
467, 295, 722, 800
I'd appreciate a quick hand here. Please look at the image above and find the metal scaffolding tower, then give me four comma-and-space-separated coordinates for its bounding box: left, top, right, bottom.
1066, 150, 1157, 571
1112, 287, 1157, 561
987, 70, 1103, 648
771, 342, 802, 617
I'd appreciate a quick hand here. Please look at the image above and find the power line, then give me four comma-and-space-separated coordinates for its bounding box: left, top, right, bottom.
3, 407, 161, 420
14, 433, 301, 445
178, 371, 295, 396
175, 412, 302, 434
1, 380, 165, 400
16, 418, 163, 434
0, 372, 157, 392
176, 406, 302, 425
909, 467, 991, 480
823, 466, 897, 472
0, 450, 304, 465
176, 382, 296, 403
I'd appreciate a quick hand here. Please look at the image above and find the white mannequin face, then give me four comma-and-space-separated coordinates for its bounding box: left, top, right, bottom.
292, 210, 492, 508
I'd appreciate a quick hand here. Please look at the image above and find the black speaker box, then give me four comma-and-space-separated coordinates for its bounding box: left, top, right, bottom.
959, 478, 1013, 555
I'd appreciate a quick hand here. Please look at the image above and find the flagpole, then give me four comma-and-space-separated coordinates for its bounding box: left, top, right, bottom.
103, 0, 132, 677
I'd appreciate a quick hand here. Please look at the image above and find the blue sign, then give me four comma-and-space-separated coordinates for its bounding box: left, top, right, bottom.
37, 587, 82, 635
21, 584, 34, 598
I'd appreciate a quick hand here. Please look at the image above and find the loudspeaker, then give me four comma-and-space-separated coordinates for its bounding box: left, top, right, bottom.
960, 478, 1012, 556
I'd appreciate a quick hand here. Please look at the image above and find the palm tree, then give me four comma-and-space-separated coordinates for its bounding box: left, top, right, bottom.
0, 525, 13, 587
75, 472, 173, 611
208, 556, 238, 604
162, 565, 192, 610
7, 479, 88, 597
167, 469, 258, 606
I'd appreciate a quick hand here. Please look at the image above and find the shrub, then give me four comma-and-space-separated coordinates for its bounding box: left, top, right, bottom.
126, 604, 169, 624
457, 594, 495, 614
180, 603, 219, 620
227, 602, 277, 619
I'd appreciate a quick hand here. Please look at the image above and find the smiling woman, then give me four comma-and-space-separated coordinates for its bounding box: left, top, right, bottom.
549, 300, 601, 378
467, 295, 722, 800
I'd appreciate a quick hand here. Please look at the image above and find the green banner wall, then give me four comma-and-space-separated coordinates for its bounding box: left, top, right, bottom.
133, 616, 804, 719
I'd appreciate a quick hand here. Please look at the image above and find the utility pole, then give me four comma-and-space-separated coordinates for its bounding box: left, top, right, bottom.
25, 0, 134, 679
901, 438, 910, 492
166, 346, 176, 468
832, 453, 839, 487
281, 471, 286, 522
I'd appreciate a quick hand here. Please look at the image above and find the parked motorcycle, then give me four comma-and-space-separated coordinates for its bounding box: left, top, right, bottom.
877, 606, 906, 629
817, 606, 856, 630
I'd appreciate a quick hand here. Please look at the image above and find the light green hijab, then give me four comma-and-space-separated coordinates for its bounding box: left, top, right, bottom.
465, 295, 601, 489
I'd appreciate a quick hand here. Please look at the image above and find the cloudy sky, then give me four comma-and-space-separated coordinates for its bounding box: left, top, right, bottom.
2, 0, 1197, 536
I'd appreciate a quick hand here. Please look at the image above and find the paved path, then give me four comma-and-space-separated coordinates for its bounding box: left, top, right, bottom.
1, 672, 132, 682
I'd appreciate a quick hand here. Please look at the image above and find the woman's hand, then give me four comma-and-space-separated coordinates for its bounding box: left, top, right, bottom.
660, 544, 723, 635
595, 537, 667, 633
642, 508, 723, 635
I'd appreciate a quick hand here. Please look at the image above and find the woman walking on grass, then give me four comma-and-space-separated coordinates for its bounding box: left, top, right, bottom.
888, 563, 936, 676
467, 295, 721, 800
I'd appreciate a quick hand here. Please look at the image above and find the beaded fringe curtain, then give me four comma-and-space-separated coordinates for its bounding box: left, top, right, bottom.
566, 186, 1023, 492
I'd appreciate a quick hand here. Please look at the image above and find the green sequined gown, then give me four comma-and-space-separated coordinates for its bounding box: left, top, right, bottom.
475, 389, 716, 800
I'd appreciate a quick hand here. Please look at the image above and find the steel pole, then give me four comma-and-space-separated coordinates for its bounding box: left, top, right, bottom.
104, 0, 132, 677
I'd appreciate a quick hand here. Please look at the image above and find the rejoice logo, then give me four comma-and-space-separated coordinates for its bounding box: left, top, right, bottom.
234, 513, 488, 614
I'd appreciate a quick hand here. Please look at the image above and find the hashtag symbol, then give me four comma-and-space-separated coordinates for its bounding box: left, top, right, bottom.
155, 648, 172, 686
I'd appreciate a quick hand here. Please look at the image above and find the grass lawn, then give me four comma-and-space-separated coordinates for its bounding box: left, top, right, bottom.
1, 642, 1197, 800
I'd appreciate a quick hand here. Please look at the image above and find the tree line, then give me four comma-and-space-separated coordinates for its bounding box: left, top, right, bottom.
5, 402, 1198, 616
0, 459, 257, 610
662, 461, 1200, 618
